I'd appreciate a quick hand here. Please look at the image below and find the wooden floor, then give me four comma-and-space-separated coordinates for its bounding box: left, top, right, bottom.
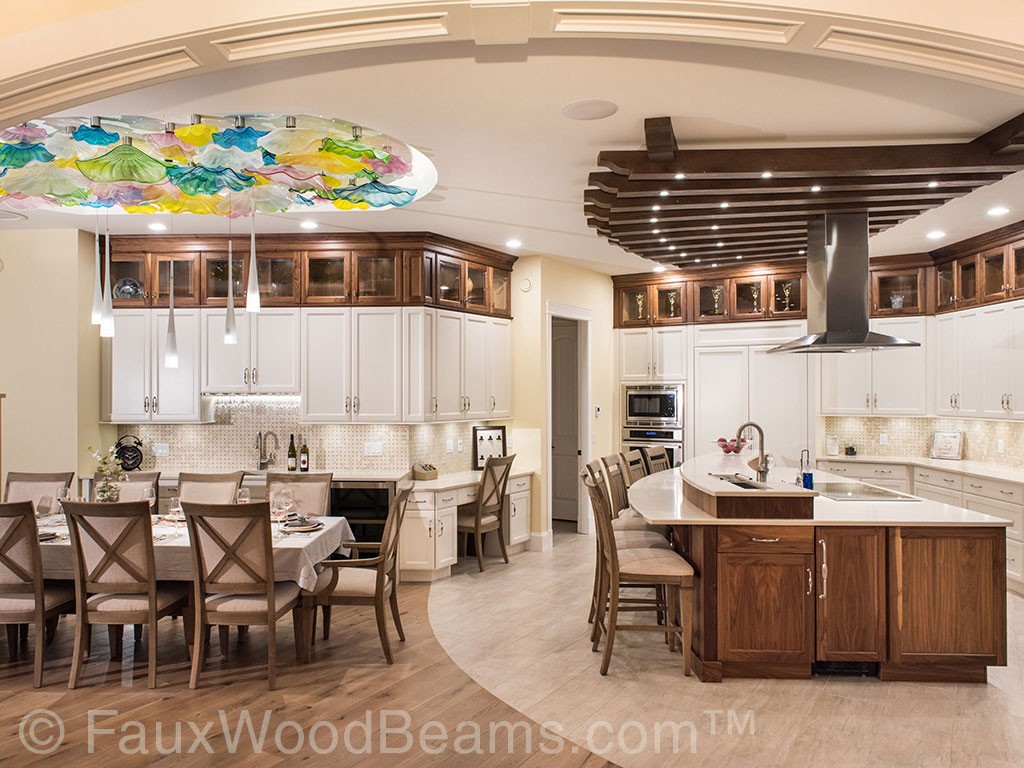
0, 584, 619, 767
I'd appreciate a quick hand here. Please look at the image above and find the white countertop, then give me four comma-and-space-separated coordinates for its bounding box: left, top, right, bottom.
630, 453, 1013, 528
681, 453, 817, 498
411, 468, 533, 491
152, 467, 533, 487
818, 454, 1024, 484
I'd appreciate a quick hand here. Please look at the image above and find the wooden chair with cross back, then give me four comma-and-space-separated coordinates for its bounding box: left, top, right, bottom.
455, 455, 516, 572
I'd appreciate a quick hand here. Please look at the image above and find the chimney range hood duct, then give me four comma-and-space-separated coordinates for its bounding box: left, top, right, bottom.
768, 212, 920, 354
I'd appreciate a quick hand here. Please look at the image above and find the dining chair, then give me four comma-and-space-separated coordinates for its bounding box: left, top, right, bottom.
91, 471, 161, 504
62, 501, 190, 688
455, 454, 516, 572
177, 472, 245, 504
583, 473, 694, 676
266, 472, 332, 517
3, 472, 76, 516
642, 446, 673, 473
182, 501, 304, 690
619, 449, 648, 488
313, 481, 414, 664
0, 501, 75, 687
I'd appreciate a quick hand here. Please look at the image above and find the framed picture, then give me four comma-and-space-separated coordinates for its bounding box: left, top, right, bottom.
930, 430, 964, 460
472, 426, 507, 470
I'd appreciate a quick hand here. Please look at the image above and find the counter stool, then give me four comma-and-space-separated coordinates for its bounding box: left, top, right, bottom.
642, 446, 673, 473
619, 450, 648, 487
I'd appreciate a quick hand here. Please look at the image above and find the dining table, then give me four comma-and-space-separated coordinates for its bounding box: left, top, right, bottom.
36, 513, 355, 592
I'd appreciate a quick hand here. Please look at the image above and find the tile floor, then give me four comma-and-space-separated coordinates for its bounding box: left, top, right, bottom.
428, 526, 1024, 767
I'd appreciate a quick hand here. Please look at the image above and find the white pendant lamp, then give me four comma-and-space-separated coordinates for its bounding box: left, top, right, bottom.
164, 262, 179, 368
99, 218, 115, 338
224, 238, 238, 344
245, 212, 261, 313
90, 225, 102, 325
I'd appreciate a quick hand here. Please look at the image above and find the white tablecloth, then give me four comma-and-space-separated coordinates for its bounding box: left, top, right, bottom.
38, 516, 355, 592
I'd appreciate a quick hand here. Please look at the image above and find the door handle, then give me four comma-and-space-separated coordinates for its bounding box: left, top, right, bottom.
818, 538, 828, 599
244, 368, 249, 384
873, 393, 878, 408
491, 396, 496, 412
438, 520, 444, 537
806, 568, 813, 596
345, 396, 351, 414
432, 396, 438, 414
353, 396, 359, 414
866, 393, 871, 408
151, 396, 158, 413
252, 367, 258, 385
144, 396, 150, 413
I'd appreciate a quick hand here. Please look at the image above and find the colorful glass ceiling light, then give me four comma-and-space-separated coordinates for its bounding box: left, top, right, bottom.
0, 114, 436, 216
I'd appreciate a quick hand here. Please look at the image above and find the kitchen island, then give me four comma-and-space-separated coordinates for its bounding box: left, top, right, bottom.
629, 453, 1011, 683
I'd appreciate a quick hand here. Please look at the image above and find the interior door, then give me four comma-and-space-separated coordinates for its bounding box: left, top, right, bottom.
748, 346, 807, 468
151, 309, 201, 422
551, 318, 579, 522
693, 346, 748, 452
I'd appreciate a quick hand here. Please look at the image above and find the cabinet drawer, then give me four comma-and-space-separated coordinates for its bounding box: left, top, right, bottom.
962, 492, 1023, 540
435, 490, 460, 508
508, 476, 531, 494
407, 491, 435, 510
457, 486, 479, 506
718, 525, 813, 553
817, 461, 855, 477
818, 462, 905, 481
913, 467, 961, 491
961, 476, 1023, 505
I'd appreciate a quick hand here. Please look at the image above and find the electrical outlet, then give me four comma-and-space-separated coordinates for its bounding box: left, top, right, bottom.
595, 405, 601, 418
879, 433, 888, 446
998, 439, 1005, 453
445, 439, 454, 454
457, 439, 464, 452
153, 443, 170, 457
363, 441, 383, 457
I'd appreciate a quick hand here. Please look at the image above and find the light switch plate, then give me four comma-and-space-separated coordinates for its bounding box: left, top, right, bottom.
446, 439, 454, 454
879, 433, 888, 446
457, 439, 464, 452
363, 441, 383, 457
153, 443, 170, 457
998, 439, 1005, 453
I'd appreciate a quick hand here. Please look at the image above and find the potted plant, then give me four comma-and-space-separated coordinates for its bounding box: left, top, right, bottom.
90, 445, 125, 503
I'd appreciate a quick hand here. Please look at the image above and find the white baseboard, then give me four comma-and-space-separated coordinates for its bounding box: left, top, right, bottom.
530, 530, 553, 552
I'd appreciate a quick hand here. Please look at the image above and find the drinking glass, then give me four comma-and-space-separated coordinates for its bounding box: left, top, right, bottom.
279, 487, 294, 513
141, 486, 156, 513
168, 496, 183, 518
237, 487, 251, 504
271, 496, 287, 519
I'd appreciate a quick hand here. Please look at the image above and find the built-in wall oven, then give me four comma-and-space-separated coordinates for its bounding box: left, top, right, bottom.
622, 383, 683, 428
621, 427, 684, 468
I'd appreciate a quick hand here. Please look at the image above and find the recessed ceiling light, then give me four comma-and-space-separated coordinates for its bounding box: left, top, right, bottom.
711, 225, 720, 231
926, 230, 946, 240
680, 252, 687, 257
988, 206, 1010, 217
927, 181, 939, 189
652, 205, 661, 211
652, 265, 667, 273
720, 202, 730, 209
505, 238, 522, 248
668, 245, 676, 250
652, 229, 660, 234
299, 220, 318, 230
659, 190, 669, 197
711, 262, 718, 268
736, 255, 743, 260
810, 185, 821, 193
716, 241, 724, 247
649, 218, 658, 223
560, 99, 619, 121
148, 222, 167, 231
694, 258, 701, 263
761, 171, 773, 179
798, 249, 806, 255
659, 238, 667, 243
674, 172, 685, 180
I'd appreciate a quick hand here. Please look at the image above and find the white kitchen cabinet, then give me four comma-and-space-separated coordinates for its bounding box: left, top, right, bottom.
403, 307, 435, 421
935, 308, 981, 416
618, 327, 687, 383
693, 346, 749, 451
820, 352, 872, 415
399, 510, 435, 571
486, 317, 512, 418
935, 313, 959, 416
301, 308, 350, 422
434, 505, 458, 569
747, 345, 808, 467
430, 310, 507, 421
151, 310, 203, 422
978, 300, 1024, 419
463, 313, 489, 419
108, 309, 152, 422
434, 310, 464, 421
509, 490, 531, 545
351, 307, 403, 422
914, 482, 964, 506
1010, 302, 1024, 418
201, 308, 299, 395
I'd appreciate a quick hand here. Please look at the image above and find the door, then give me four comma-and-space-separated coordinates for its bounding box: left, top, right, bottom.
402, 307, 434, 422
979, 304, 1011, 418
1010, 301, 1024, 417
935, 313, 959, 415
619, 328, 652, 381
870, 317, 927, 415
551, 318, 579, 522
955, 255, 979, 309
509, 491, 531, 545
731, 276, 768, 320
748, 346, 807, 467
152, 253, 200, 307
250, 309, 300, 394
434, 310, 464, 421
303, 250, 350, 304
693, 347, 748, 451
434, 507, 458, 568
201, 308, 250, 394
463, 314, 489, 419
487, 318, 511, 418
956, 309, 981, 415
815, 528, 886, 662
820, 352, 871, 415
398, 510, 435, 571
351, 307, 402, 422
151, 309, 201, 422
301, 308, 350, 422
108, 309, 151, 421
980, 247, 1009, 303
652, 326, 686, 381
351, 250, 401, 304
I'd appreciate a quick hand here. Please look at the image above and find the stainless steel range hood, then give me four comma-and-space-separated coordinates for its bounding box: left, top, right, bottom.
768, 213, 920, 354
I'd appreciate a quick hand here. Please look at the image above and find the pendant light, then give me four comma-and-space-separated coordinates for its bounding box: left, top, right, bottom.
224, 237, 238, 343
245, 211, 261, 313
99, 216, 115, 338
164, 261, 179, 368
90, 224, 102, 325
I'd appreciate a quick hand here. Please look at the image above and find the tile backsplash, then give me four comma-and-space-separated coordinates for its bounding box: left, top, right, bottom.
822, 415, 1024, 467
118, 396, 487, 474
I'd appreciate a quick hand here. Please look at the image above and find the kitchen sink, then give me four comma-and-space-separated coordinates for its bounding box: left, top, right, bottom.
708, 473, 770, 490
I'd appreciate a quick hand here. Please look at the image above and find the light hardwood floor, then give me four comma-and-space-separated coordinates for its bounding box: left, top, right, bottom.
0, 583, 617, 767
429, 525, 1024, 768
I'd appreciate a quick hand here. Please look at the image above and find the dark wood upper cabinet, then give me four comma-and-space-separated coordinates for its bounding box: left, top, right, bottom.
872, 268, 926, 316
490, 268, 511, 317
152, 253, 200, 307
693, 279, 730, 323
436, 254, 465, 310
768, 273, 804, 319
108, 251, 150, 307
302, 250, 349, 304
979, 246, 1010, 303
617, 285, 652, 327
351, 250, 401, 304
954, 254, 980, 309
403, 249, 436, 305
200, 247, 245, 307
936, 262, 956, 312
1011, 240, 1024, 299
731, 276, 767, 320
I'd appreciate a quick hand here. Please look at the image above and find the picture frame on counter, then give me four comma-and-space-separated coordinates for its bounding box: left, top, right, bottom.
930, 430, 964, 460
472, 425, 507, 470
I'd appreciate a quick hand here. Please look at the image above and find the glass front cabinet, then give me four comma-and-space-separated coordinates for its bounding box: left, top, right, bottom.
303, 250, 350, 304
954, 254, 979, 309
201, 247, 246, 306
871, 268, 925, 316
731, 276, 767, 320
694, 279, 730, 322
152, 253, 200, 307
768, 273, 804, 318
980, 246, 1010, 303
616, 283, 685, 326
108, 252, 150, 307
936, 263, 956, 312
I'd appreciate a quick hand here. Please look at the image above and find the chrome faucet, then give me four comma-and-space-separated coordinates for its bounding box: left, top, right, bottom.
735, 421, 768, 482
256, 431, 279, 471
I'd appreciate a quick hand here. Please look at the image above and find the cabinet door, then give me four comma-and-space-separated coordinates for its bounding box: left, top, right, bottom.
979, 304, 1011, 418
402, 307, 433, 422
201, 308, 250, 394
748, 346, 807, 467
695, 280, 730, 322
487, 318, 511, 418
731, 277, 767, 320
889, 527, 1006, 666
979, 247, 1009, 303
434, 506, 458, 569
303, 251, 350, 304
403, 250, 435, 305
465, 263, 489, 313
769, 274, 804, 319
913, 483, 962, 507
652, 284, 684, 325
1010, 301, 1024, 418
820, 351, 871, 415
619, 328, 652, 382
652, 327, 686, 381
398, 510, 434, 571
955, 255, 979, 308
108, 310, 152, 421
109, 253, 151, 307
352, 250, 401, 304
618, 286, 652, 327
153, 253, 200, 307
436, 256, 464, 309
490, 269, 511, 317
718, 552, 815, 663
509, 490, 531, 545
870, 317, 927, 415
815, 528, 886, 662
956, 309, 981, 415
252, 251, 300, 306
201, 249, 246, 307
463, 314, 489, 419
300, 308, 350, 422
151, 309, 202, 422
693, 347, 748, 453
935, 313, 959, 415
350, 308, 402, 422
250, 310, 300, 394
434, 310, 464, 420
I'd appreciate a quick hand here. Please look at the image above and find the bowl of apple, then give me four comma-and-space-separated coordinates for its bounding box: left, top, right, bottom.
715, 437, 747, 454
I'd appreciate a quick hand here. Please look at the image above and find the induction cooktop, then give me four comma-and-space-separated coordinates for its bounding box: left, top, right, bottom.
814, 482, 920, 501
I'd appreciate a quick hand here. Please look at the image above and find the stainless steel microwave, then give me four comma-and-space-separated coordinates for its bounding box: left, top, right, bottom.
622, 384, 683, 428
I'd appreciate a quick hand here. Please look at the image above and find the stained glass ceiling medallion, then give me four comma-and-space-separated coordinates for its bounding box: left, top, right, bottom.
0, 114, 436, 216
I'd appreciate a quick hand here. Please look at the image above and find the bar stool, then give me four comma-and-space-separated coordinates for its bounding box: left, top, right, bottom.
642, 446, 673, 473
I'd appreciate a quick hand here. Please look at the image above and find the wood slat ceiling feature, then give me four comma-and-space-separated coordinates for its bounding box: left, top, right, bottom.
587, 116, 1024, 268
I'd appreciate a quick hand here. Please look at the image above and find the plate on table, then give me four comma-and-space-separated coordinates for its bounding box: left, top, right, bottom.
161, 514, 186, 523
38, 531, 58, 542
282, 519, 323, 533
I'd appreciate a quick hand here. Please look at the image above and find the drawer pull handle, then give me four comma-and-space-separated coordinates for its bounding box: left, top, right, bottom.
440, 496, 455, 503
806, 568, 813, 596
969, 483, 982, 489
919, 473, 930, 478
943, 478, 955, 484
1000, 490, 1015, 496
751, 537, 780, 543
876, 470, 892, 474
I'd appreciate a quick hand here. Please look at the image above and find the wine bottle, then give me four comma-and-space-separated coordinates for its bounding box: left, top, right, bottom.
300, 437, 309, 472
287, 433, 297, 471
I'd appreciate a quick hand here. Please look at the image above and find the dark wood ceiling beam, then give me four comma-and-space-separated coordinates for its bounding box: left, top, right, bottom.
593, 212, 902, 235
585, 187, 976, 211
615, 227, 808, 244
627, 240, 805, 256
587, 202, 942, 225
973, 110, 1024, 155
644, 117, 677, 162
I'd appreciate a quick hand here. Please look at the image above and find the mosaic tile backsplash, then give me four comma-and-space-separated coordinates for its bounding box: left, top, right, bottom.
822, 415, 1024, 468
118, 397, 486, 474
